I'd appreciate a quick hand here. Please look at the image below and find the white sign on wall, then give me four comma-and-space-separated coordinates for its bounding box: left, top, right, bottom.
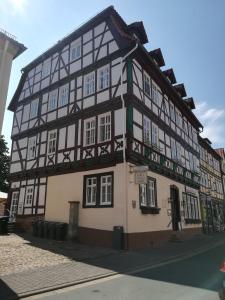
134, 171, 148, 184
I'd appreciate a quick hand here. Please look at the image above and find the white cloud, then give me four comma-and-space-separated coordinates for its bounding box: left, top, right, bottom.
195, 102, 225, 145
0, 0, 28, 16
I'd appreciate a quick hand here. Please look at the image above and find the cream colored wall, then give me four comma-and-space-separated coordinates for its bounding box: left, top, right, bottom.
126, 165, 201, 233
45, 162, 201, 234
45, 164, 126, 231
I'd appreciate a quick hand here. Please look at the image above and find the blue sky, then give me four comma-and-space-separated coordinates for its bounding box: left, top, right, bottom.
1, 0, 225, 149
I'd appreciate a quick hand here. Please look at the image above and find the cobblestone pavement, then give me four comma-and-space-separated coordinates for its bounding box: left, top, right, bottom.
1, 232, 225, 299
0, 233, 115, 276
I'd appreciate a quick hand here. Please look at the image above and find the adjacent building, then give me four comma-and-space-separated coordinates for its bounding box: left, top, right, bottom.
199, 138, 225, 232
7, 6, 224, 248
0, 29, 26, 133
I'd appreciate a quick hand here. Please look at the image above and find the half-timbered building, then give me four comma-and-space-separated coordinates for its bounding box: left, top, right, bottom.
199, 138, 225, 233
8, 6, 204, 248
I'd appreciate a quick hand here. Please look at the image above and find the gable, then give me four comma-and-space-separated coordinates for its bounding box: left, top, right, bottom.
8, 6, 136, 112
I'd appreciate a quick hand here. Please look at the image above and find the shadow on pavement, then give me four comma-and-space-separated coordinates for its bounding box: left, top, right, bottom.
3, 232, 225, 298
0, 279, 18, 300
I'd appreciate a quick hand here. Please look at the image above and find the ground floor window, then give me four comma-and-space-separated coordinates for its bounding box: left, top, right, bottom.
139, 177, 160, 214
183, 193, 200, 223
83, 172, 113, 208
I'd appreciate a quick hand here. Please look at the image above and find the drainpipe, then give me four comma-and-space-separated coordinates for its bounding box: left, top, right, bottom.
120, 40, 138, 249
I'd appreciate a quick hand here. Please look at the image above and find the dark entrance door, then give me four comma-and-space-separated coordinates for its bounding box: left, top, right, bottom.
170, 186, 181, 231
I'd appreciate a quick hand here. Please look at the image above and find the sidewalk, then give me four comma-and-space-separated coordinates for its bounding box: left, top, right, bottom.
1, 232, 225, 299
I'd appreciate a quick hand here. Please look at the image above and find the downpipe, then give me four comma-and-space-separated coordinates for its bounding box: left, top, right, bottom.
120, 41, 138, 249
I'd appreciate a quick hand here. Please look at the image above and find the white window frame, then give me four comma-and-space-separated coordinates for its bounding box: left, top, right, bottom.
84, 117, 96, 146
84, 72, 95, 96
143, 72, 151, 97
59, 84, 69, 107
42, 59, 51, 78
47, 130, 57, 155
151, 122, 159, 147
98, 65, 110, 90
100, 175, 112, 205
98, 112, 111, 143
27, 136, 36, 160
140, 177, 157, 208
25, 187, 33, 206
85, 177, 97, 206
30, 99, 39, 119
171, 138, 177, 160
48, 89, 58, 111
70, 39, 81, 61
151, 82, 158, 105
143, 115, 151, 145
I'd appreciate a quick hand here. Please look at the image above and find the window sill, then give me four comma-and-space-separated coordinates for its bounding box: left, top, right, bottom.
185, 219, 201, 224
141, 207, 161, 214
83, 204, 113, 208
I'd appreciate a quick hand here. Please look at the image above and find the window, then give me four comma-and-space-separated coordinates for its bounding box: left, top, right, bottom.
48, 89, 58, 111
100, 175, 112, 205
70, 39, 81, 61
84, 72, 95, 96
140, 177, 157, 208
176, 142, 181, 162
27, 136, 36, 160
98, 113, 111, 143
42, 59, 51, 78
59, 84, 69, 107
170, 103, 175, 122
48, 130, 57, 155
144, 73, 151, 96
98, 66, 109, 90
151, 82, 158, 105
183, 193, 200, 222
143, 116, 151, 145
83, 172, 113, 207
30, 99, 39, 119
84, 117, 96, 146
25, 187, 33, 206
86, 177, 97, 206
171, 138, 177, 160
151, 122, 159, 147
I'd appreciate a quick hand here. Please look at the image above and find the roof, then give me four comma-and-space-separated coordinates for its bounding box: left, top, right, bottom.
8, 5, 142, 111
215, 148, 225, 159
127, 22, 148, 44
199, 136, 222, 159
184, 97, 196, 110
0, 29, 26, 59
173, 83, 187, 98
21, 6, 135, 73
163, 68, 176, 84
149, 48, 165, 67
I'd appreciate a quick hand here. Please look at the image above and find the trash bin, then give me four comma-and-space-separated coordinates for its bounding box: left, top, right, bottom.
49, 222, 56, 239
0, 216, 9, 235
55, 222, 68, 241
32, 220, 38, 237
43, 221, 49, 239
113, 226, 124, 250
37, 221, 44, 238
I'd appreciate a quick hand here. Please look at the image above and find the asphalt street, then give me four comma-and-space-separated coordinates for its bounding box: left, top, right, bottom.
30, 243, 225, 300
